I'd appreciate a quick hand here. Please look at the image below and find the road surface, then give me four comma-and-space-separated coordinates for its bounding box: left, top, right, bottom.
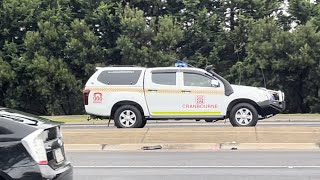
61, 114, 320, 129
68, 151, 320, 180
63, 120, 320, 129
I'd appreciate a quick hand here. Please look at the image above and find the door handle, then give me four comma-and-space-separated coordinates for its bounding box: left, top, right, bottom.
181, 90, 191, 93
148, 89, 158, 92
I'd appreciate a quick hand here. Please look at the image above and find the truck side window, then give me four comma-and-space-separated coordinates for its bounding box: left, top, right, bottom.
184, 73, 212, 87
152, 72, 176, 85
97, 70, 142, 85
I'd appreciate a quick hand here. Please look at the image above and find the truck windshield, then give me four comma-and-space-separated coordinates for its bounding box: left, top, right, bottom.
205, 67, 234, 96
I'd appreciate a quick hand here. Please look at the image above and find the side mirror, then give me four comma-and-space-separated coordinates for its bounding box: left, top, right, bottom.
211, 79, 220, 87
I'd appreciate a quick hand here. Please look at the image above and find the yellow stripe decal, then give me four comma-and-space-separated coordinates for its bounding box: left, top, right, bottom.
88, 87, 143, 93
152, 111, 221, 115
86, 87, 224, 95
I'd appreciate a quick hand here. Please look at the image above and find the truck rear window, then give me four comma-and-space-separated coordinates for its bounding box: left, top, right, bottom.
97, 70, 142, 85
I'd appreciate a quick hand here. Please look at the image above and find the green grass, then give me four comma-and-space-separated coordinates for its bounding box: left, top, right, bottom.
42, 115, 109, 124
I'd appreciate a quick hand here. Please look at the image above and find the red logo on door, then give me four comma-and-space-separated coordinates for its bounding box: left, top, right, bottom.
196, 95, 205, 104
93, 92, 103, 103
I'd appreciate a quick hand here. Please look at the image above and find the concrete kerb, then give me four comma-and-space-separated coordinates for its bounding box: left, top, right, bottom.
64, 144, 103, 151
64, 143, 320, 151
103, 143, 221, 151
219, 143, 320, 150
62, 127, 320, 151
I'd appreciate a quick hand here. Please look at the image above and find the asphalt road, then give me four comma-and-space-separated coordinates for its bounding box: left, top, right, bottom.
62, 115, 320, 129
68, 151, 320, 180
63, 120, 320, 129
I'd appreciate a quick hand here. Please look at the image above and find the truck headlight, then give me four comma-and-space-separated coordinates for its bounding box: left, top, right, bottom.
266, 93, 275, 100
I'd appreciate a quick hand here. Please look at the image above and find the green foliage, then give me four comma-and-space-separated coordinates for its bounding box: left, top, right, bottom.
0, 0, 320, 114
116, 5, 183, 66
231, 19, 320, 113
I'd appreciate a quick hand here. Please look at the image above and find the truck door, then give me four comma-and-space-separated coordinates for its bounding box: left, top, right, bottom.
179, 71, 225, 117
144, 69, 180, 117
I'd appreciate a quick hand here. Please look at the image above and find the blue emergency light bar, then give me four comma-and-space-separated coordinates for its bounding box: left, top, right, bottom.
175, 62, 188, 67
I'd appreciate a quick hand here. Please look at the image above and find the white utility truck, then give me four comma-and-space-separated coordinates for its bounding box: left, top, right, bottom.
83, 64, 285, 128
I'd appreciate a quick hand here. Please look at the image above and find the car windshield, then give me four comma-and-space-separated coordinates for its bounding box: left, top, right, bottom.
0, 108, 59, 126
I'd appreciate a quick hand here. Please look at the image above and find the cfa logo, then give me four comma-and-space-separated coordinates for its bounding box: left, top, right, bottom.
182, 95, 217, 109
93, 92, 103, 103
196, 95, 205, 104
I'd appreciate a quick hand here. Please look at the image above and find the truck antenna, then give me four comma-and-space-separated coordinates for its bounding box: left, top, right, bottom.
238, 65, 242, 85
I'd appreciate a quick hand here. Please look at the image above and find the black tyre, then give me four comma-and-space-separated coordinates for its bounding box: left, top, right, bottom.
114, 105, 143, 128
205, 119, 213, 122
229, 103, 258, 127
139, 119, 147, 128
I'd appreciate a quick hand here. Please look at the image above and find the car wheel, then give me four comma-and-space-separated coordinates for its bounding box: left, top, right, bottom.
229, 103, 258, 127
114, 105, 143, 128
205, 119, 213, 122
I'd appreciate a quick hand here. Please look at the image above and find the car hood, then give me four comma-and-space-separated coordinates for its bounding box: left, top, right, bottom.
231, 84, 261, 92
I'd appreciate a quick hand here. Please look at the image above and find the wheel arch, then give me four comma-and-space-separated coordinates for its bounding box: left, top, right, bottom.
226, 99, 261, 118
111, 100, 144, 119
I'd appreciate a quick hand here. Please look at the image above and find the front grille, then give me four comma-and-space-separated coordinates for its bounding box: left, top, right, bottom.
273, 93, 279, 101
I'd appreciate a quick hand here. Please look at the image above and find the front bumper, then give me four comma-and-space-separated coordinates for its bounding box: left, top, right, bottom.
53, 165, 73, 180
8, 162, 73, 180
40, 162, 73, 180
258, 100, 286, 117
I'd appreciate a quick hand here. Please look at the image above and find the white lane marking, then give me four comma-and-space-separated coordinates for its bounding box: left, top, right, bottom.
74, 165, 320, 168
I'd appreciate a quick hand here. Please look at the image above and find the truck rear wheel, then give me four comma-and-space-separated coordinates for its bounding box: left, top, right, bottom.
229, 103, 258, 127
114, 105, 143, 128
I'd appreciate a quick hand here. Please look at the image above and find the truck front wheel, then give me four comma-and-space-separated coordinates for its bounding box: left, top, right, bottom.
114, 105, 143, 128
229, 103, 258, 127
139, 119, 147, 128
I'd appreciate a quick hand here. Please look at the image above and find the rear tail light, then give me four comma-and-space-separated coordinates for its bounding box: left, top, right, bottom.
22, 130, 48, 165
83, 89, 90, 105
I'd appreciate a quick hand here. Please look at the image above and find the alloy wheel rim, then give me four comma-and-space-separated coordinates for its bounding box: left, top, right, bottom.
235, 108, 253, 125
119, 110, 137, 127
